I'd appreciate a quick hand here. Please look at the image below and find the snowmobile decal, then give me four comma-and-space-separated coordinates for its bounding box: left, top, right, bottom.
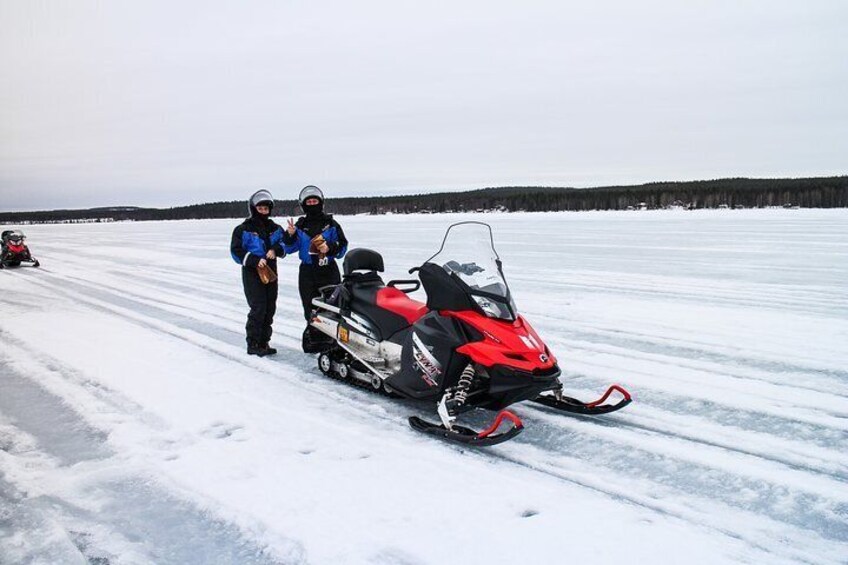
519, 334, 542, 350
412, 332, 441, 387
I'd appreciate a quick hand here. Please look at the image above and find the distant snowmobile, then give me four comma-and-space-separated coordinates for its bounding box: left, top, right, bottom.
0, 230, 40, 269
309, 221, 631, 446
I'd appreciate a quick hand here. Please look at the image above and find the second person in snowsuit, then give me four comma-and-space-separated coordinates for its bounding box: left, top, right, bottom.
283, 185, 348, 353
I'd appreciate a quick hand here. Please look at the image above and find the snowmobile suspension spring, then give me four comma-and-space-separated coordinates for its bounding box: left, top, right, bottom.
454, 365, 475, 407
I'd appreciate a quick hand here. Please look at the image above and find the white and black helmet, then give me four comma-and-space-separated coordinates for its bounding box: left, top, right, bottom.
298, 185, 324, 205
248, 189, 275, 214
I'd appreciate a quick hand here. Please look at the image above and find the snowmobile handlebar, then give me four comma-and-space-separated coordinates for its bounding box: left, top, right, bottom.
408, 266, 420, 274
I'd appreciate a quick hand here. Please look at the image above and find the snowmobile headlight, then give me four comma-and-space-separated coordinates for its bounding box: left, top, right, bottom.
472, 295, 512, 321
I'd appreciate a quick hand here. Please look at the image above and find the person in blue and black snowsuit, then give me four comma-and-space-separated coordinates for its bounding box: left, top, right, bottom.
230, 189, 286, 356
283, 185, 348, 353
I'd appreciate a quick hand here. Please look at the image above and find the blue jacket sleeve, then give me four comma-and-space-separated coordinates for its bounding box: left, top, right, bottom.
283, 230, 301, 255
230, 225, 247, 265
231, 225, 261, 268
270, 227, 286, 256
327, 221, 348, 259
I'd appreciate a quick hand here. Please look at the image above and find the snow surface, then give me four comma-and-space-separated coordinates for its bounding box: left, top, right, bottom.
1, 209, 846, 564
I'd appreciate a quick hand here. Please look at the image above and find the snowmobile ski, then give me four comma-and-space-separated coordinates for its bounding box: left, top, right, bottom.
532, 384, 632, 415
408, 410, 524, 447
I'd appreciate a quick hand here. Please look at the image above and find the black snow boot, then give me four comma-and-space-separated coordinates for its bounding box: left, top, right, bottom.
247, 341, 268, 356
262, 342, 278, 355
302, 327, 332, 354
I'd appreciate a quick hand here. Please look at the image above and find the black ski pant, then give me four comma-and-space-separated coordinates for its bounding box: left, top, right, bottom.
298, 262, 341, 321
298, 262, 340, 352
242, 267, 278, 345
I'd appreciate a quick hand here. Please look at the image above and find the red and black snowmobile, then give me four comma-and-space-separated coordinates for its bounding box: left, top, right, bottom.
0, 230, 40, 269
310, 221, 631, 446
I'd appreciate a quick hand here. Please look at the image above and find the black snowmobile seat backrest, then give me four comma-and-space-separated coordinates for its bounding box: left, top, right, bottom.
343, 249, 385, 288
343, 248, 385, 276
344, 271, 384, 286
342, 248, 385, 289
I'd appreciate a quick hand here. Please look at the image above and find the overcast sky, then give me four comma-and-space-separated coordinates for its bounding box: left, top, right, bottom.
1, 1, 846, 211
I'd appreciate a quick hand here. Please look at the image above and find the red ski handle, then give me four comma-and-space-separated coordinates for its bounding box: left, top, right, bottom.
477, 410, 524, 439
585, 384, 631, 408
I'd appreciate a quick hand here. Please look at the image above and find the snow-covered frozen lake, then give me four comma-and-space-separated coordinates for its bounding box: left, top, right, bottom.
1, 209, 846, 564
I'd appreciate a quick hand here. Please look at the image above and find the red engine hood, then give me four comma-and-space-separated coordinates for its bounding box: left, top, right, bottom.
444, 310, 557, 372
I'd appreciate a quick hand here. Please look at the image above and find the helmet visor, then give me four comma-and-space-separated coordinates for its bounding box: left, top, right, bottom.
298, 185, 324, 204
250, 189, 274, 208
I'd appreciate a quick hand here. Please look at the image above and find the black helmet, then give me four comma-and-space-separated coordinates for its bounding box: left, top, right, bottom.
3, 230, 24, 243
248, 189, 274, 215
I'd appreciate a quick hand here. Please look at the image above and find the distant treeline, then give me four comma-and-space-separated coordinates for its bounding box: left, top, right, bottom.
2, 176, 846, 224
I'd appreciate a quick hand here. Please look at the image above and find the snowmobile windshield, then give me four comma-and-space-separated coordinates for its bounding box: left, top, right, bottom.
424, 222, 517, 321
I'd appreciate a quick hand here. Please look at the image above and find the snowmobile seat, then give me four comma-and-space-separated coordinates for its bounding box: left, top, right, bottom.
375, 287, 428, 325
347, 279, 411, 340
340, 248, 428, 340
